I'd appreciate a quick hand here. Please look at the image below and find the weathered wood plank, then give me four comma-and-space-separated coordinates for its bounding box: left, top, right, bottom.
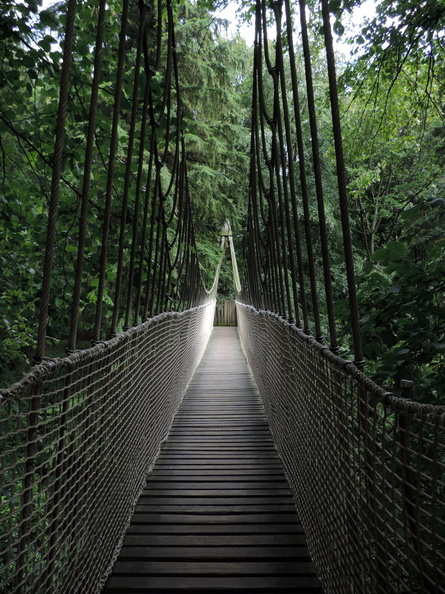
129, 513, 300, 524
144, 481, 291, 488
116, 545, 310, 559
138, 494, 295, 502
149, 469, 285, 476
122, 534, 309, 546
104, 575, 323, 592
109, 561, 315, 575
125, 523, 305, 535
135, 504, 297, 513
103, 327, 323, 593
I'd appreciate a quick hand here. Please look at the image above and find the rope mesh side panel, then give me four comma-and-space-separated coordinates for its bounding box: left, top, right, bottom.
237, 303, 445, 593
0, 303, 214, 594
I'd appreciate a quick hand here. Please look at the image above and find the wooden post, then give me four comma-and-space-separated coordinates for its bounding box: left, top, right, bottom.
214, 300, 237, 327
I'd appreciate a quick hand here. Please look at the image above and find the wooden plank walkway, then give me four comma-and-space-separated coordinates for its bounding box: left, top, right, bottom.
103, 327, 323, 593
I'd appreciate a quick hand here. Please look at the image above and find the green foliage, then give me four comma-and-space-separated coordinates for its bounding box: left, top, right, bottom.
174, 2, 251, 285
0, 0, 134, 373
1, 0, 443, 405
0, 0, 251, 385
361, 238, 444, 403
333, 0, 445, 403
337, 209, 445, 403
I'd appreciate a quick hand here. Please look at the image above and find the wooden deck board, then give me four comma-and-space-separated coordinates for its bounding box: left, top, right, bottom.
103, 327, 323, 593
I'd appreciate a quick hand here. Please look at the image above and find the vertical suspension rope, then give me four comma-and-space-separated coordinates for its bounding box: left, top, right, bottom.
68, 0, 107, 353
272, 0, 301, 326
143, 157, 161, 319
148, 174, 164, 315
241, 0, 362, 363
320, 0, 364, 367
93, 0, 130, 343
124, 63, 152, 330
273, 0, 304, 327
110, 1, 148, 336
292, 0, 324, 342
298, 0, 333, 343
35, 0, 78, 361
283, 0, 314, 334
134, 129, 156, 324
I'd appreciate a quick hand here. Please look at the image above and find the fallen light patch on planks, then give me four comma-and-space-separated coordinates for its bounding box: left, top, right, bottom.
103, 327, 323, 593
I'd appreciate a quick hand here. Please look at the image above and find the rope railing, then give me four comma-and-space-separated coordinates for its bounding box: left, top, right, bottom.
2, 0, 444, 591
234, 0, 445, 591
1, 0, 222, 591
237, 304, 445, 592
1, 304, 215, 593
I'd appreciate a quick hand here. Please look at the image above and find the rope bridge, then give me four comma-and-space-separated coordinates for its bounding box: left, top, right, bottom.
0, 1, 444, 593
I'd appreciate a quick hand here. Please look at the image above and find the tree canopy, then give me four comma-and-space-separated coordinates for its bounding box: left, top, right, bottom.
0, 0, 443, 403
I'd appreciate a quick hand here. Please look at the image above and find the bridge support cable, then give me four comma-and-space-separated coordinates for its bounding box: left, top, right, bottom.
320, 0, 363, 367
244, 0, 362, 356
34, 0, 220, 355
0, 0, 227, 592
35, 0, 78, 362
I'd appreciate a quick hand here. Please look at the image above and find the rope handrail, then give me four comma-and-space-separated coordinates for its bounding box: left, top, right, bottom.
237, 303, 445, 592
0, 303, 216, 593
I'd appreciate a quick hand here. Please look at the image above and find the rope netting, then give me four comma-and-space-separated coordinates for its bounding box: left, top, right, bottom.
233, 0, 445, 591
1, 305, 214, 593
237, 305, 445, 593
1, 0, 220, 591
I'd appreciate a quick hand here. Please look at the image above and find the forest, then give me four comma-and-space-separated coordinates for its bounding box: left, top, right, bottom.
0, 0, 444, 403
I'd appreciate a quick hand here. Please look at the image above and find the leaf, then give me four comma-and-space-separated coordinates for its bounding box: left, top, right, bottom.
372, 241, 407, 262
5, 70, 20, 83
387, 283, 402, 294
397, 348, 410, 356
371, 247, 389, 262
386, 241, 407, 259
360, 313, 371, 323
333, 20, 345, 36
400, 204, 421, 221
38, 35, 56, 52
